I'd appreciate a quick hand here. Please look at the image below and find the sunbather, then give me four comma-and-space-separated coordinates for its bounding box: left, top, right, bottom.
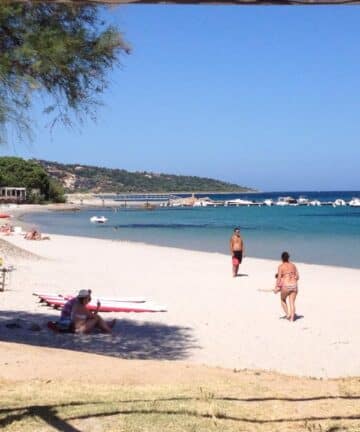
0, 223, 12, 235
25, 229, 50, 240
60, 289, 115, 334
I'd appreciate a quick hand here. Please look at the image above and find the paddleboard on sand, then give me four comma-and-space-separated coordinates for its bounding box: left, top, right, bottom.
33, 292, 147, 303
36, 294, 167, 313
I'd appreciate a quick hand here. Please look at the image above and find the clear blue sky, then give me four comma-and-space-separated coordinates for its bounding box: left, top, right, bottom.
2, 5, 360, 191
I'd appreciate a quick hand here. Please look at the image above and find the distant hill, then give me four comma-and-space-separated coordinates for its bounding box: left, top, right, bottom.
35, 160, 255, 194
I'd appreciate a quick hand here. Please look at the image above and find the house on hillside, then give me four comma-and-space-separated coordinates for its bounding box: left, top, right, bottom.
0, 187, 26, 203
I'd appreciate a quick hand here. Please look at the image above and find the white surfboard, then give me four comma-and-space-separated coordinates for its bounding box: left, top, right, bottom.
33, 292, 147, 303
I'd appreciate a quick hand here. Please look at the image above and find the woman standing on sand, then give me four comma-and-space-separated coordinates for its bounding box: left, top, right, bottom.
274, 252, 299, 321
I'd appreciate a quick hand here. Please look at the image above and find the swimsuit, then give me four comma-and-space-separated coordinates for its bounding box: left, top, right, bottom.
280, 271, 298, 292
283, 284, 298, 292
233, 250, 243, 264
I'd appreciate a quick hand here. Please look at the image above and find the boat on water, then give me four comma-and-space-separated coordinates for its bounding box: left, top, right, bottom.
225, 198, 254, 207
308, 200, 321, 207
0, 213, 11, 218
297, 196, 309, 206
263, 199, 274, 206
275, 196, 297, 206
349, 198, 360, 207
333, 199, 347, 207
193, 197, 220, 207
90, 216, 108, 224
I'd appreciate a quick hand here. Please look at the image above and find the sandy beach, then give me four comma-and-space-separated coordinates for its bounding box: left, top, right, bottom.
1, 228, 360, 379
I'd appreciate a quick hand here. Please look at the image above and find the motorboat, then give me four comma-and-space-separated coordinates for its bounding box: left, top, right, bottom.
90, 216, 108, 224
263, 199, 273, 206
275, 196, 297, 206
333, 199, 346, 207
297, 196, 309, 206
225, 199, 254, 207
193, 197, 218, 207
349, 198, 360, 207
308, 200, 321, 207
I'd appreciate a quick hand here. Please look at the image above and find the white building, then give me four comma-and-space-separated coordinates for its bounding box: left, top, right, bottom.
0, 187, 27, 203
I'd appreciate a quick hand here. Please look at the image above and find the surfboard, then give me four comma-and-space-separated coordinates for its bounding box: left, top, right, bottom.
33, 292, 147, 303
39, 296, 166, 313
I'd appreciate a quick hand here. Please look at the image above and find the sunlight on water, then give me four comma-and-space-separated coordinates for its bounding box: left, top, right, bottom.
24, 192, 360, 268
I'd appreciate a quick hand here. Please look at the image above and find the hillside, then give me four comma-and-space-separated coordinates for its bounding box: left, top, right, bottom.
35, 160, 255, 193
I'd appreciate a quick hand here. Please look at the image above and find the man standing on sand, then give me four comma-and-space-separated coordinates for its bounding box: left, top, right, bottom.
230, 227, 245, 277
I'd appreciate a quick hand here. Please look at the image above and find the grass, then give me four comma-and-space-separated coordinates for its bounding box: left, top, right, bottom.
1, 370, 360, 432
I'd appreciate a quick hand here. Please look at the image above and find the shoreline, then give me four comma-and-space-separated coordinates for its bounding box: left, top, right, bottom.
4, 203, 360, 270
1, 232, 360, 378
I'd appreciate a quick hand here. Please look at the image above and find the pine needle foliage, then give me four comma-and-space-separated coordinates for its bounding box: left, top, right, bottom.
0, 2, 130, 144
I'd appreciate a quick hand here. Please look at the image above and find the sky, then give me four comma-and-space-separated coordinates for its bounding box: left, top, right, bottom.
2, 5, 360, 191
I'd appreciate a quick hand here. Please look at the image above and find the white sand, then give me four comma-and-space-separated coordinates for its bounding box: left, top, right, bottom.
1, 232, 360, 378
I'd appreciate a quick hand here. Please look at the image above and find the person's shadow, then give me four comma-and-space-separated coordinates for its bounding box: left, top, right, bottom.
235, 273, 248, 277
279, 314, 304, 321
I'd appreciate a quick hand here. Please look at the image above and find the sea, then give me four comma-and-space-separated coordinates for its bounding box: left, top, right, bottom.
23, 191, 360, 269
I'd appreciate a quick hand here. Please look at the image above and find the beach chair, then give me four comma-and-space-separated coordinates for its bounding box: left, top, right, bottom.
0, 266, 14, 292
0, 270, 4, 292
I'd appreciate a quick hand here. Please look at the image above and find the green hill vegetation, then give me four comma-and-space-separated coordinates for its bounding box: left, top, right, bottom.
36, 159, 255, 193
0, 157, 65, 203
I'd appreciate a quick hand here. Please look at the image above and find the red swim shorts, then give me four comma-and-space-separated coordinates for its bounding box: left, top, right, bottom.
232, 257, 240, 266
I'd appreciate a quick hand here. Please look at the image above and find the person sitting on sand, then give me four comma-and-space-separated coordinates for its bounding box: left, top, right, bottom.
61, 289, 115, 334
24, 229, 50, 240
273, 251, 299, 321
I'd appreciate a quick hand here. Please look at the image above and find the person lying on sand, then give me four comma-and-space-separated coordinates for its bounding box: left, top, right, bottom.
24, 229, 50, 240
0, 223, 12, 235
60, 289, 115, 334
273, 251, 299, 322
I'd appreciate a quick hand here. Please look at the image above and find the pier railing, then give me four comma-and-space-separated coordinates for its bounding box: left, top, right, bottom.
112, 194, 181, 202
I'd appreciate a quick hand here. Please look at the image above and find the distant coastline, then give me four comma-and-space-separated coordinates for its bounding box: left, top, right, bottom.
36, 159, 254, 194
93, 190, 258, 196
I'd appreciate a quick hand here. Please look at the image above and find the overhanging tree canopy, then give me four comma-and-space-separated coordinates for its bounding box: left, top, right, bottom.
0, 2, 130, 144
1, 0, 358, 145
11, 1, 360, 5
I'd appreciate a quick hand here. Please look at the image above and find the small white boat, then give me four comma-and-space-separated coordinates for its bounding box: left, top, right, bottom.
333, 199, 346, 207
275, 197, 297, 206
90, 216, 108, 224
308, 200, 321, 207
263, 199, 273, 206
225, 199, 254, 207
297, 196, 309, 205
349, 198, 360, 207
193, 197, 218, 207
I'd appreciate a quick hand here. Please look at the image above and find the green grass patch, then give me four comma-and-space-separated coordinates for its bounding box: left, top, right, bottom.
1, 375, 360, 432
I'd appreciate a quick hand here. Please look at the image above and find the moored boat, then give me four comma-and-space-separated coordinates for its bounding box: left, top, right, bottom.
90, 216, 108, 224
333, 199, 347, 207
308, 200, 321, 207
225, 199, 254, 207
349, 198, 360, 207
275, 196, 297, 206
263, 199, 273, 206
297, 196, 309, 205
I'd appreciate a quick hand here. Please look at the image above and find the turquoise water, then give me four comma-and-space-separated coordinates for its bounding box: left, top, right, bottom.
24, 197, 360, 268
